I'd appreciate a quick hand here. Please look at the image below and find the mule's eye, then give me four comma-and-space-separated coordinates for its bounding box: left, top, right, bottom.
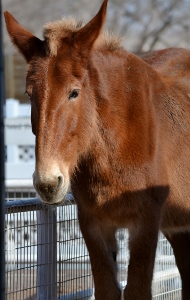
68, 89, 80, 101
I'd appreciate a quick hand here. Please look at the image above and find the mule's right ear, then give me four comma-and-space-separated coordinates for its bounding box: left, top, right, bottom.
4, 11, 43, 62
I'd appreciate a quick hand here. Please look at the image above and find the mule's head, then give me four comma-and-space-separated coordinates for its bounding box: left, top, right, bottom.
4, 0, 108, 204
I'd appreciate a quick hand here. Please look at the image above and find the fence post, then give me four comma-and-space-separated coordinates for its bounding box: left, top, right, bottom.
0, 0, 5, 298
37, 205, 57, 300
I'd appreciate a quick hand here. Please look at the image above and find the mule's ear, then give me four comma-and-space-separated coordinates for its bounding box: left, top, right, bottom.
4, 11, 43, 62
74, 0, 108, 57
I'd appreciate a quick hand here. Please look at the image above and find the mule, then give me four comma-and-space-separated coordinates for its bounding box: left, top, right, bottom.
4, 1, 190, 299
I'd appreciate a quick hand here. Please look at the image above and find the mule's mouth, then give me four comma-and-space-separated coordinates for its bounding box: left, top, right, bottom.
35, 181, 70, 205
39, 195, 65, 206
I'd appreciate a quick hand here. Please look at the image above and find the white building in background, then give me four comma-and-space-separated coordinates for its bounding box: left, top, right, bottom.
5, 98, 35, 180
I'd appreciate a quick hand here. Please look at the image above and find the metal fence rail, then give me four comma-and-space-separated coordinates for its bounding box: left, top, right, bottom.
5, 187, 182, 300
5, 196, 94, 300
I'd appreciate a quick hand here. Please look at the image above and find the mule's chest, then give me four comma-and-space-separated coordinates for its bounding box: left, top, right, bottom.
72, 180, 169, 229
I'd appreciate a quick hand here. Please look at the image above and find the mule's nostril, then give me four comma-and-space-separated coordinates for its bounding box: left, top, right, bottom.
57, 174, 64, 189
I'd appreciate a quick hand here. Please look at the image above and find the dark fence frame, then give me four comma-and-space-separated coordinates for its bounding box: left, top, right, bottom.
0, 0, 6, 299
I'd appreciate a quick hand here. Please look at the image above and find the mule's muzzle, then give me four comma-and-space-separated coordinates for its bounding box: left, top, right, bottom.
33, 172, 68, 205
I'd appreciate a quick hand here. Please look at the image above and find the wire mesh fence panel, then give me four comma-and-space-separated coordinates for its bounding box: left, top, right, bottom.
5, 185, 182, 300
153, 233, 182, 300
116, 230, 182, 300
57, 205, 94, 299
5, 188, 94, 300
5, 205, 38, 300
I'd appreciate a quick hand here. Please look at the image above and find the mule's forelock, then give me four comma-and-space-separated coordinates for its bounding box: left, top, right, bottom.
43, 18, 83, 56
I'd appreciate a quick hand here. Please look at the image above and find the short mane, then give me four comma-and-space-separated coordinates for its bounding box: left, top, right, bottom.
43, 17, 122, 56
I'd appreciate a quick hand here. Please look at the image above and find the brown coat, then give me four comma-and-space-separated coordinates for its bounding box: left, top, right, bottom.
4, 1, 190, 299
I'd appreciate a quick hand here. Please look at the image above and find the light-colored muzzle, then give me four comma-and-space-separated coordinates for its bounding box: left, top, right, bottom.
33, 166, 70, 205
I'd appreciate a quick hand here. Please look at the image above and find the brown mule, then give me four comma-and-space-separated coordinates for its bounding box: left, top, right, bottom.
4, 1, 190, 299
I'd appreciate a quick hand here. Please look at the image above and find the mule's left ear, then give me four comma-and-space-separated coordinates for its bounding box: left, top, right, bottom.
74, 0, 108, 57
4, 11, 43, 62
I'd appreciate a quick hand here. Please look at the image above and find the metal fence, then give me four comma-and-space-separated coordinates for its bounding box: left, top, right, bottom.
5, 182, 182, 300
5, 185, 94, 300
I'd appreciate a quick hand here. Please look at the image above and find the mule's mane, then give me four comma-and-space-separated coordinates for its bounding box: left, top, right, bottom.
43, 17, 122, 56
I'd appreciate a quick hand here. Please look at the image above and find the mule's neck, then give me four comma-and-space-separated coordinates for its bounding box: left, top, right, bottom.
73, 49, 168, 204
87, 48, 161, 168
